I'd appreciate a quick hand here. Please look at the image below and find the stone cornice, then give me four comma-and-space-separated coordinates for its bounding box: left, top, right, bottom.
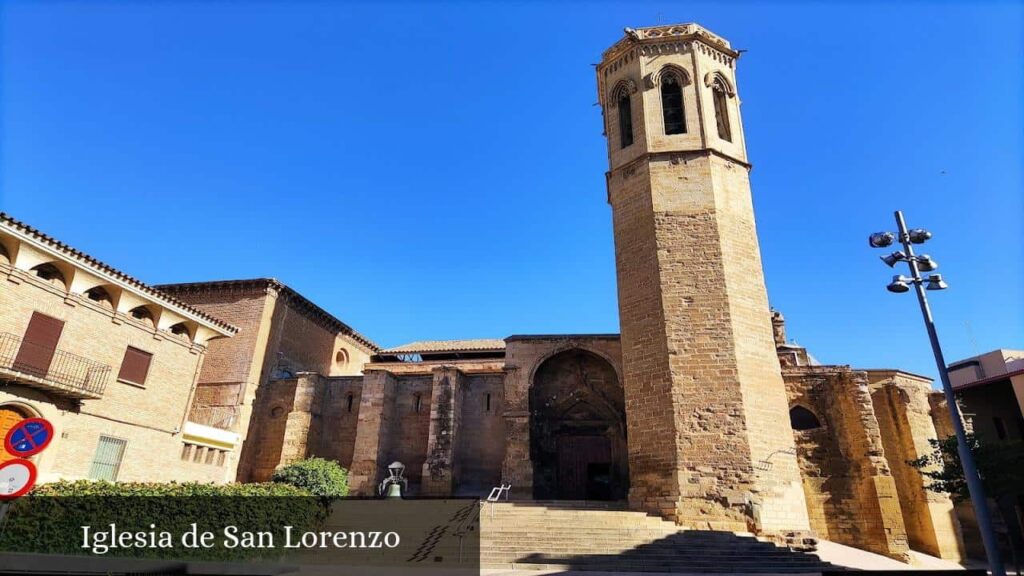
599, 23, 738, 74
606, 149, 752, 190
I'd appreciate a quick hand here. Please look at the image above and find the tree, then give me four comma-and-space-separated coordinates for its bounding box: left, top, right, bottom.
909, 434, 1024, 502
909, 434, 1024, 570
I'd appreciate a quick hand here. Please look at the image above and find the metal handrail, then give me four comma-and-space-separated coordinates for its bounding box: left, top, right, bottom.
0, 332, 111, 396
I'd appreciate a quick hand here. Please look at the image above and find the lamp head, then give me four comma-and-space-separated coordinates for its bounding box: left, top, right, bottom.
869, 231, 896, 248
908, 228, 932, 244
887, 275, 912, 293
387, 461, 406, 478
925, 274, 948, 290
880, 250, 906, 267
916, 254, 939, 272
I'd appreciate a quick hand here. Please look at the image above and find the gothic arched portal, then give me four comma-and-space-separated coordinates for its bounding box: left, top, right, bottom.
529, 349, 628, 500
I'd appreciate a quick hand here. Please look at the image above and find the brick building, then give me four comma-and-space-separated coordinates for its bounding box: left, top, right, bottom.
0, 214, 237, 484
0, 21, 978, 565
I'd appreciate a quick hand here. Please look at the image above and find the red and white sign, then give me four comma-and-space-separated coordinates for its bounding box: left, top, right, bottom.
0, 459, 37, 500
4, 417, 54, 458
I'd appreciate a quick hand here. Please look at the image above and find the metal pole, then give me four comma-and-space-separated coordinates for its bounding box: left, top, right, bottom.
894, 210, 1005, 576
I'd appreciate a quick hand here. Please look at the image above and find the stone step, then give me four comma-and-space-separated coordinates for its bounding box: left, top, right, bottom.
469, 501, 834, 574
483, 557, 827, 565
481, 562, 826, 573
480, 553, 822, 563
483, 537, 778, 545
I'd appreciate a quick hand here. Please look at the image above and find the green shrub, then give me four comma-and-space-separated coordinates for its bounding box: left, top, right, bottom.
272, 457, 349, 499
0, 480, 323, 560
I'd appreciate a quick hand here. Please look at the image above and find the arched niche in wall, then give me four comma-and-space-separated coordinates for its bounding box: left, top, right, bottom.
789, 405, 823, 431
29, 263, 70, 291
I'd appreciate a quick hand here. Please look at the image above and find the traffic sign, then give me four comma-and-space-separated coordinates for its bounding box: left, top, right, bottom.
4, 417, 53, 458
0, 459, 37, 500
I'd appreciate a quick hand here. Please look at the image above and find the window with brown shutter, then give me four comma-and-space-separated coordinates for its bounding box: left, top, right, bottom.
117, 346, 152, 386
13, 312, 65, 378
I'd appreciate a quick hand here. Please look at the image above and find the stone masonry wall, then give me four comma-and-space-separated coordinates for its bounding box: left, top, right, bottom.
455, 373, 505, 496
868, 371, 965, 560
310, 376, 363, 468
785, 367, 911, 561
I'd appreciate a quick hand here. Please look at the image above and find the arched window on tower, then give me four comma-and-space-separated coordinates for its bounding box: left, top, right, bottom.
617, 91, 634, 148
789, 406, 822, 431
661, 72, 686, 135
711, 76, 732, 142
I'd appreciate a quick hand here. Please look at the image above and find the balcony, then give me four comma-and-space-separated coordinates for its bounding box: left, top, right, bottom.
187, 405, 240, 430
184, 405, 241, 451
0, 332, 110, 400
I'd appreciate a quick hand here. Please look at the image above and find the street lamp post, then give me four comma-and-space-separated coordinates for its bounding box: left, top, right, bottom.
870, 210, 1005, 576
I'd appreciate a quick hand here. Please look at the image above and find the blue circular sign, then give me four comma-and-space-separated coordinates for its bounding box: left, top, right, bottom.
4, 418, 53, 458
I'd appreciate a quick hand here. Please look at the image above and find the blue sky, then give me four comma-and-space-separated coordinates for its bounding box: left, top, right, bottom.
1, 1, 1021, 380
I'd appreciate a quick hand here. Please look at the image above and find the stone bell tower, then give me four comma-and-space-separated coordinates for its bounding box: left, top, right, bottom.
597, 24, 810, 534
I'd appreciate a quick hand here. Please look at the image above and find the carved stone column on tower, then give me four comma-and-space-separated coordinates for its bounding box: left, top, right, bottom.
421, 366, 463, 496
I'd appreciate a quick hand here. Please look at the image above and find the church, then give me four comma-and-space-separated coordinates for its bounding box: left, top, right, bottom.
0, 23, 971, 565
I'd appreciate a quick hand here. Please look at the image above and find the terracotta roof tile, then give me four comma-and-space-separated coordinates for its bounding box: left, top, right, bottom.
0, 212, 237, 335
379, 339, 506, 355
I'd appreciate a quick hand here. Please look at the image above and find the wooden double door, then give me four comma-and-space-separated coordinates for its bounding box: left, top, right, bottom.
556, 435, 613, 501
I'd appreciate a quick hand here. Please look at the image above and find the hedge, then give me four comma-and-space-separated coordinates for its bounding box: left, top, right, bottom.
0, 480, 324, 561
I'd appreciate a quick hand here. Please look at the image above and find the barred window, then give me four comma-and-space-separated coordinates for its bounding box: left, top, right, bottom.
89, 436, 127, 481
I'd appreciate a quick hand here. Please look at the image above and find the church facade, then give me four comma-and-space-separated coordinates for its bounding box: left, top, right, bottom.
0, 23, 969, 564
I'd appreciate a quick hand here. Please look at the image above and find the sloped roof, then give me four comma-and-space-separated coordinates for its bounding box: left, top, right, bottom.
379, 339, 507, 355
0, 212, 237, 335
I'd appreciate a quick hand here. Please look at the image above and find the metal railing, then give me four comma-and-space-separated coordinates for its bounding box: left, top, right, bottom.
0, 332, 111, 398
187, 404, 240, 430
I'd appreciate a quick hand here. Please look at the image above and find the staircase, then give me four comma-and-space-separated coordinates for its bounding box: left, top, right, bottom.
478, 501, 838, 573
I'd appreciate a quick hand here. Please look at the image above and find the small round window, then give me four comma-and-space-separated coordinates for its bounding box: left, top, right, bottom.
270, 406, 285, 418
335, 348, 350, 368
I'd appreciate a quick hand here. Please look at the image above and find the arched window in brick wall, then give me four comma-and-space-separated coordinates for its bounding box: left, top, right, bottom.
169, 322, 192, 340
85, 286, 115, 309
128, 306, 156, 327
30, 263, 67, 289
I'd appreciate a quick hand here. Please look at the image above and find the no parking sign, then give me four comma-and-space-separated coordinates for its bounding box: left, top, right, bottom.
5, 418, 53, 458
1, 417, 53, 501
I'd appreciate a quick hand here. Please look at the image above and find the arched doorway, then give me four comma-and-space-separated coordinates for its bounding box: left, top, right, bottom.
0, 404, 33, 464
530, 349, 628, 500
